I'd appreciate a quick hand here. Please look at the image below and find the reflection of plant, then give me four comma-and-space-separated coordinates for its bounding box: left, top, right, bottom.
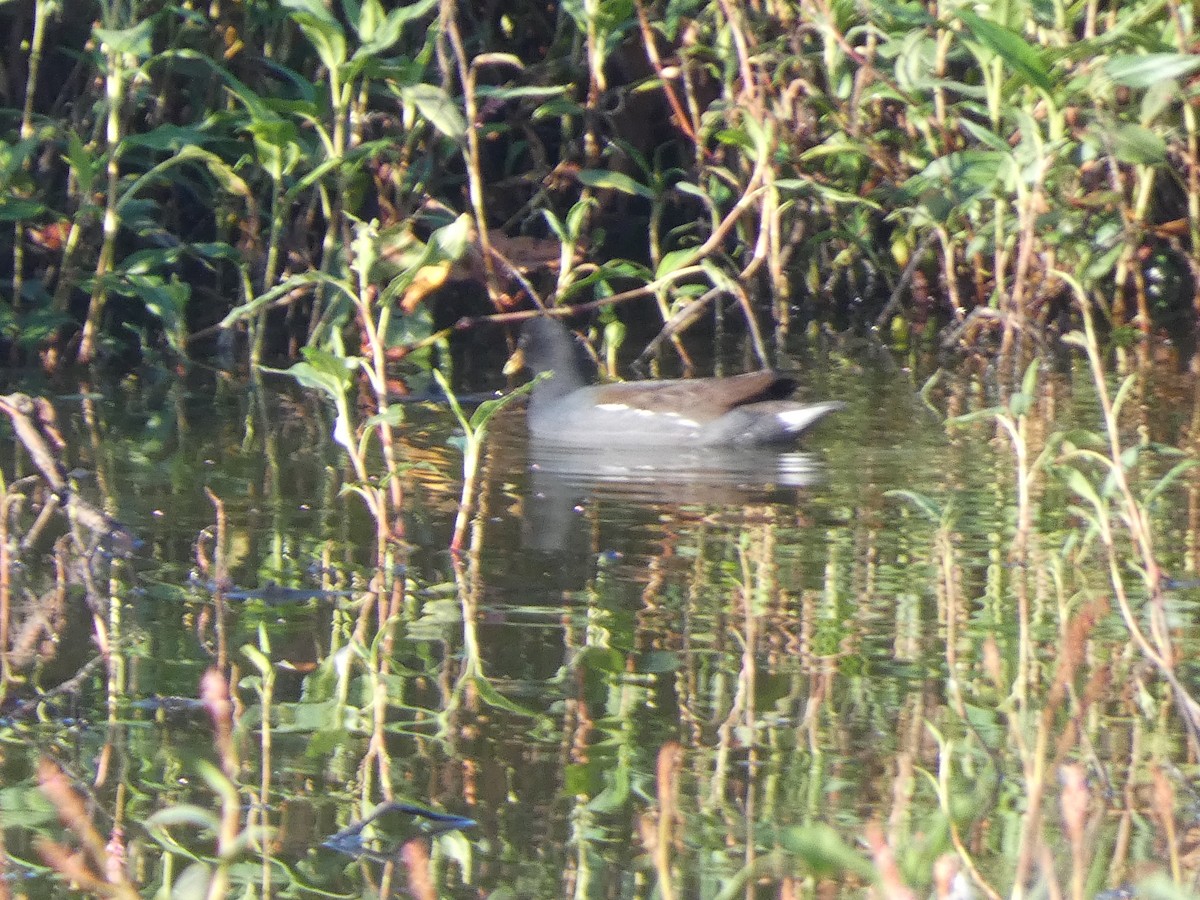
434, 366, 536, 553
250, 214, 471, 560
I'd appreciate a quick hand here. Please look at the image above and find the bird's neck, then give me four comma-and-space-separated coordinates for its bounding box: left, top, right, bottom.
530, 364, 586, 409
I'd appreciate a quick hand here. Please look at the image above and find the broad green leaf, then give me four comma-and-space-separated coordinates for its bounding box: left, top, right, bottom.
434, 831, 473, 879
0, 136, 42, 178
1106, 53, 1200, 89
468, 375, 541, 432
1141, 79, 1178, 126
290, 12, 347, 71
246, 119, 303, 179
587, 766, 631, 812
777, 824, 876, 880
431, 213, 473, 260
348, 0, 383, 42
281, 0, 337, 23
122, 124, 209, 152
1098, 122, 1167, 165
123, 274, 190, 352
716, 128, 754, 152
775, 179, 883, 209
64, 130, 101, 196
265, 347, 356, 404
957, 9, 1054, 92
8, 306, 73, 346
390, 0, 438, 25
958, 119, 1014, 153
577, 646, 623, 673
364, 405, 406, 430
674, 181, 708, 200
576, 169, 654, 199
241, 644, 273, 675
533, 97, 586, 119
1062, 467, 1103, 513
95, 18, 155, 57
1119, 445, 1141, 472
0, 198, 46, 222
403, 84, 466, 139
542, 209, 568, 244
655, 247, 696, 278
189, 241, 241, 262
917, 150, 1009, 193
355, 0, 428, 58
639, 650, 679, 673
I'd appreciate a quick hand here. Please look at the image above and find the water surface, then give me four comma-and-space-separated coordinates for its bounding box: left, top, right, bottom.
0, 337, 1194, 897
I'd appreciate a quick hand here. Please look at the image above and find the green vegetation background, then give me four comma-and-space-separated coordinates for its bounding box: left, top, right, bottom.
3, 0, 1198, 370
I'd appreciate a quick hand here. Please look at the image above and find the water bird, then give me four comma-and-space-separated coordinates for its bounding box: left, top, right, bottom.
503, 317, 843, 447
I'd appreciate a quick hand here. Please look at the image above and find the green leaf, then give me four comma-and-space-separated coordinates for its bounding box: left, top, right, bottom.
576, 169, 654, 199
264, 347, 356, 405
1062, 467, 1104, 514
467, 375, 541, 432
470, 675, 540, 718
241, 644, 273, 676
0, 198, 47, 222
777, 824, 876, 880
716, 128, 754, 152
122, 124, 210, 152
355, 0, 427, 58
122, 274, 190, 353
884, 489, 943, 522
957, 118, 1014, 153
565, 197, 594, 238
957, 9, 1054, 92
476, 85, 569, 100
655, 247, 696, 278
775, 178, 882, 209
144, 804, 222, 832
95, 18, 155, 57
363, 404, 406, 431
290, 11, 347, 71
586, 766, 631, 812
431, 212, 473, 260
1110, 373, 1137, 421
8, 306, 73, 347
390, 0, 438, 25
1098, 122, 1167, 165
639, 650, 679, 673
281, 0, 337, 23
914, 150, 1010, 195
1144, 459, 1200, 507
402, 84, 466, 139
1021, 357, 1040, 400
577, 646, 624, 673
1106, 53, 1200, 89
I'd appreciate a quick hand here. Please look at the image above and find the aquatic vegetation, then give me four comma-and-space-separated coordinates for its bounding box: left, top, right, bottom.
0, 335, 1189, 896
2, 1, 1200, 897
1, 0, 1198, 368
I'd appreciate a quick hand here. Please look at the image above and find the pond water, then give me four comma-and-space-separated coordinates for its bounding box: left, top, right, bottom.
0, 331, 1197, 898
